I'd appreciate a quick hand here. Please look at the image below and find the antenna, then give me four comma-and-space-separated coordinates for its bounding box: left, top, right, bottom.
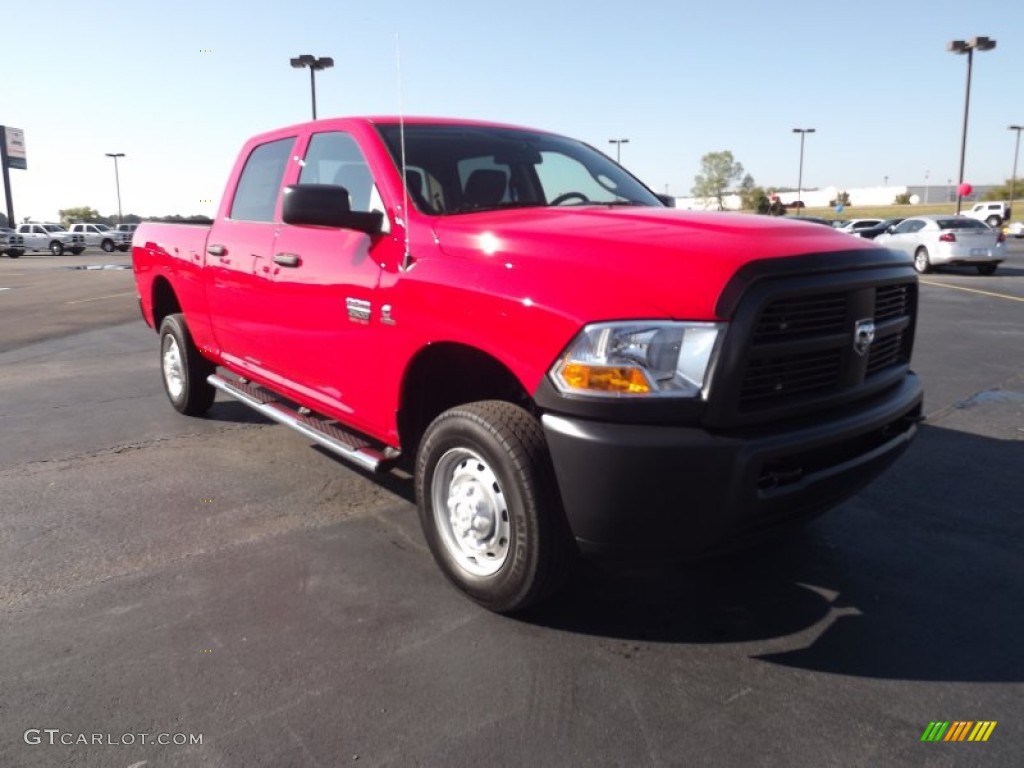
396, 34, 412, 270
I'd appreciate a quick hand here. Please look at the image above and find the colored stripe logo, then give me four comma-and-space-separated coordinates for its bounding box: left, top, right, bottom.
921, 721, 997, 742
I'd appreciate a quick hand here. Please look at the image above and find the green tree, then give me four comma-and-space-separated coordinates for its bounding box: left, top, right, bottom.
692, 151, 744, 210
893, 193, 912, 205
982, 178, 1021, 201
59, 206, 102, 226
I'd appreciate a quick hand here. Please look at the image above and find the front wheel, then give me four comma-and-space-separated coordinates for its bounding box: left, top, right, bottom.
976, 263, 998, 276
6, 249, 22, 259
415, 401, 574, 613
914, 247, 931, 274
49, 240, 64, 256
158, 313, 216, 415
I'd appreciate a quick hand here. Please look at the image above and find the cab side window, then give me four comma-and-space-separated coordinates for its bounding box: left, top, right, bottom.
299, 132, 379, 213
230, 137, 295, 222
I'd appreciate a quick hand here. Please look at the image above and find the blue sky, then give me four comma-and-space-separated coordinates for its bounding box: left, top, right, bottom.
3, 0, 1023, 221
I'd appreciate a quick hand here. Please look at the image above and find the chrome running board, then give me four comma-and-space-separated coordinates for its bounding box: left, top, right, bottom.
208, 374, 397, 472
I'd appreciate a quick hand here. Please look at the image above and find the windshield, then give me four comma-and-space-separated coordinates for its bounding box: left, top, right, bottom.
43, 224, 66, 232
376, 123, 663, 215
94, 224, 110, 231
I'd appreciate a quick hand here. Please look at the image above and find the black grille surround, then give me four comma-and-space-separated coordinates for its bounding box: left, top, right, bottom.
705, 248, 919, 429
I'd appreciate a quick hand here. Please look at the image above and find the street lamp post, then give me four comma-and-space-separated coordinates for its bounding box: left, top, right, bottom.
608, 138, 629, 163
290, 54, 334, 120
948, 36, 997, 214
105, 153, 125, 225
1008, 125, 1022, 217
792, 128, 815, 215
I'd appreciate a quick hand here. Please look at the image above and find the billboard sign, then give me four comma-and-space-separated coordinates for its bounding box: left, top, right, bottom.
3, 127, 26, 170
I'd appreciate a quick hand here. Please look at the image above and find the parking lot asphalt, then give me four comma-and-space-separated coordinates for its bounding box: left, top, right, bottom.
1, 243, 1022, 766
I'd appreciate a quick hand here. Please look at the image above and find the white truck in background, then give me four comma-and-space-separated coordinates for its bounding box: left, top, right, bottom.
15, 223, 86, 255
964, 201, 1010, 228
68, 222, 132, 252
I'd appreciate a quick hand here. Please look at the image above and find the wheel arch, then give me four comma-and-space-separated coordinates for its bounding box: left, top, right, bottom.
397, 342, 534, 462
151, 276, 183, 331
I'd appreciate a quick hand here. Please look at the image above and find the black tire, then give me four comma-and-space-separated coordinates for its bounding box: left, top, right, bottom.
158, 313, 216, 416
49, 240, 64, 256
6, 249, 21, 259
117, 244, 130, 252
976, 263, 998, 276
415, 400, 574, 613
913, 247, 931, 274
985, 216, 1001, 228
101, 239, 115, 253
70, 247, 85, 255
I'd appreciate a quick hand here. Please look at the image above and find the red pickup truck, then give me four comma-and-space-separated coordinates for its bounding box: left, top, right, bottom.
132, 116, 923, 613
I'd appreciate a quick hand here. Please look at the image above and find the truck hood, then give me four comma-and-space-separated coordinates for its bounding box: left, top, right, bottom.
432, 206, 876, 320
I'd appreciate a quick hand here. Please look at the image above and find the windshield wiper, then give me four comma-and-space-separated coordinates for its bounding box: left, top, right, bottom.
450, 201, 541, 214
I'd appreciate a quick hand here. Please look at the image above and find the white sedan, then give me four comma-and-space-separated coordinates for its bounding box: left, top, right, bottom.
1008, 221, 1024, 238
875, 215, 1006, 275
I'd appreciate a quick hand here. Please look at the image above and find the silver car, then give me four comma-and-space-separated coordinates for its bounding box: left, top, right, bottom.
875, 214, 1006, 275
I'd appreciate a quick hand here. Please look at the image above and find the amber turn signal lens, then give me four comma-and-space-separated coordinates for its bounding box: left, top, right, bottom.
560, 363, 651, 394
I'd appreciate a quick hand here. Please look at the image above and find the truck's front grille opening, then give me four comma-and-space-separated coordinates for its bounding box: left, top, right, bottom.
734, 279, 917, 416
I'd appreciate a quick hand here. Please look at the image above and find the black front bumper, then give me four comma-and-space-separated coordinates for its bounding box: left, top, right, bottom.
541, 374, 923, 556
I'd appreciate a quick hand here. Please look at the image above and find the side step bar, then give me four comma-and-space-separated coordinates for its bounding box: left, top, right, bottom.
207, 374, 397, 473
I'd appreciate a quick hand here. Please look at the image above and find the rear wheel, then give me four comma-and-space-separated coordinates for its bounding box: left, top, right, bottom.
976, 263, 998, 276
985, 215, 1002, 228
49, 240, 64, 256
70, 247, 85, 255
158, 313, 215, 415
101, 239, 115, 253
416, 401, 574, 613
913, 247, 931, 274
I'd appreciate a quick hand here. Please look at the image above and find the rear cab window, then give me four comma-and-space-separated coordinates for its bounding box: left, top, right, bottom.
230, 137, 295, 221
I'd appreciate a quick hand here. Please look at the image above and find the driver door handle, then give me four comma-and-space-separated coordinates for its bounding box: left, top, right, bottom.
207, 244, 226, 257
273, 253, 301, 267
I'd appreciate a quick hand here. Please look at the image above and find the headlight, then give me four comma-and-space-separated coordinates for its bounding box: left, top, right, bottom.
551, 321, 724, 398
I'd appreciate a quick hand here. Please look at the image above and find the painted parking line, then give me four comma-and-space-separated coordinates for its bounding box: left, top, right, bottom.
66, 291, 138, 305
919, 279, 1024, 303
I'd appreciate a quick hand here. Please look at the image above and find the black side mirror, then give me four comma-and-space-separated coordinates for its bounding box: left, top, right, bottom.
282, 184, 383, 235
656, 194, 676, 208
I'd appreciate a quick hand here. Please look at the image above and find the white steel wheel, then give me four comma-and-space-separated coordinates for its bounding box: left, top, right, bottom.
431, 447, 511, 576
162, 333, 185, 401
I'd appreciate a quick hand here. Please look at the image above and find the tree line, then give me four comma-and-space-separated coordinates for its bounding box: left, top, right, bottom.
690, 151, 1021, 212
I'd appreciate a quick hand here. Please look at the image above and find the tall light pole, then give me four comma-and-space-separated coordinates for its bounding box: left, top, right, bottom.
948, 36, 996, 214
290, 54, 334, 120
792, 128, 815, 215
105, 153, 125, 224
1008, 124, 1022, 217
608, 138, 629, 163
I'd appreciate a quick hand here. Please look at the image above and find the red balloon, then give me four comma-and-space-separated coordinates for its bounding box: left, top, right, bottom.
958, 182, 973, 197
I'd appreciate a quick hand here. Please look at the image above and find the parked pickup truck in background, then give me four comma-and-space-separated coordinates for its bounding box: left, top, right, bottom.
0, 226, 24, 258
964, 201, 1010, 228
16, 222, 86, 255
68, 222, 132, 252
132, 116, 924, 613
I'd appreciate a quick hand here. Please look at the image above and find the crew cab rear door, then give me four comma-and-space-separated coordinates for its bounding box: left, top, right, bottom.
257, 129, 400, 435
205, 135, 296, 372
